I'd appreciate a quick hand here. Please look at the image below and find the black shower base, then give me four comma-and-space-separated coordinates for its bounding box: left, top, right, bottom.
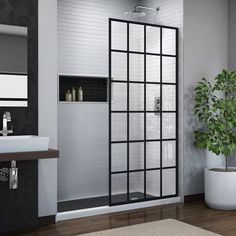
58, 192, 154, 212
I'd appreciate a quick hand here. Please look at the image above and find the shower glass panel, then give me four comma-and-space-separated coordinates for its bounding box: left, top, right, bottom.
129, 83, 144, 111
111, 52, 127, 81
130, 54, 144, 81
146, 55, 160, 82
146, 26, 160, 54
146, 170, 161, 198
111, 143, 127, 172
130, 142, 144, 170
130, 24, 144, 52
111, 82, 127, 111
109, 19, 178, 206
146, 142, 160, 169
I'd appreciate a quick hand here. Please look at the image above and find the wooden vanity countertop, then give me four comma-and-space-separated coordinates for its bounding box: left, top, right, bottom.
0, 149, 59, 162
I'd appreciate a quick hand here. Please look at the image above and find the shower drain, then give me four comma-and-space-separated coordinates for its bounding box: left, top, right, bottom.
130, 197, 139, 201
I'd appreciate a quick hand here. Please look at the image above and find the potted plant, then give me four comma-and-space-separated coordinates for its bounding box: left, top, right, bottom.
193, 70, 236, 210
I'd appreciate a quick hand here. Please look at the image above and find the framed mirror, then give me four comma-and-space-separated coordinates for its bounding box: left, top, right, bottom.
0, 24, 28, 107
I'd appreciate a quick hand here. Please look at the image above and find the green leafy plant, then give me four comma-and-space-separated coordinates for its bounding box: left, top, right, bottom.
193, 70, 236, 171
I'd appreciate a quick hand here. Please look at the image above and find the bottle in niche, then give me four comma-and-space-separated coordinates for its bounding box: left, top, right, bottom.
78, 86, 83, 101
65, 90, 72, 102
72, 86, 76, 101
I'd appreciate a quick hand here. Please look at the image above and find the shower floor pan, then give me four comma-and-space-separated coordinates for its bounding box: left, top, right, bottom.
58, 192, 155, 212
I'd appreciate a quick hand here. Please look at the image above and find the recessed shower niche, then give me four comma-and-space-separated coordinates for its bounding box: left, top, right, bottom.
59, 75, 108, 102
57, 0, 178, 215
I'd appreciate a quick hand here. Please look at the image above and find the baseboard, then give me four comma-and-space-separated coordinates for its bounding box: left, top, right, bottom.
38, 215, 56, 227
184, 193, 204, 203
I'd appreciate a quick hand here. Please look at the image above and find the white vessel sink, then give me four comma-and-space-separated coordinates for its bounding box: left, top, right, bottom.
0, 135, 49, 153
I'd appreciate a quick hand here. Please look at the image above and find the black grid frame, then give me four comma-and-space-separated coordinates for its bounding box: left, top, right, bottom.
109, 18, 178, 206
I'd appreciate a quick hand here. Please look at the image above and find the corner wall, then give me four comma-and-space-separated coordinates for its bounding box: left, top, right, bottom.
183, 0, 228, 196
228, 0, 236, 167
38, 0, 58, 217
229, 0, 236, 71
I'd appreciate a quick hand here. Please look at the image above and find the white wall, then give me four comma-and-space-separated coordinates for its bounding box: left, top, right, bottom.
183, 0, 228, 196
38, 0, 58, 217
228, 0, 236, 167
58, 103, 108, 201
58, 0, 141, 76
229, 0, 236, 71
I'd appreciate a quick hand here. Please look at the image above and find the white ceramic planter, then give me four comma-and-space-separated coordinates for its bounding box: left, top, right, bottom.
205, 168, 236, 210
206, 151, 224, 169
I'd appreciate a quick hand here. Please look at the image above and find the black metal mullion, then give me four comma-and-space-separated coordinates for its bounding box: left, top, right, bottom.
111, 80, 176, 86
111, 110, 177, 113
109, 18, 178, 30
144, 25, 147, 199
127, 22, 130, 203
111, 48, 176, 58
160, 27, 163, 198
175, 28, 179, 196
111, 138, 176, 144
112, 166, 177, 175
108, 19, 112, 206
110, 194, 178, 207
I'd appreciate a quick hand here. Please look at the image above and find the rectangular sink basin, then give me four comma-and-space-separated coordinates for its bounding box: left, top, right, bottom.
0, 135, 49, 153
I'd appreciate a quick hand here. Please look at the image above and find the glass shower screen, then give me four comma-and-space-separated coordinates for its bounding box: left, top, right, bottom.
109, 19, 178, 206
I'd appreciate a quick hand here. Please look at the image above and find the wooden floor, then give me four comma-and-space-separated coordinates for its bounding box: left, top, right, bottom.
11, 200, 236, 236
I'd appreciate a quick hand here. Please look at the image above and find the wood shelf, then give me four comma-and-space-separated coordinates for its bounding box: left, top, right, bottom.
0, 149, 59, 162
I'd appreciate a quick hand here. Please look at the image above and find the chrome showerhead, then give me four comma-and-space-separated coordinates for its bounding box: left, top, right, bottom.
124, 5, 159, 18
124, 9, 146, 18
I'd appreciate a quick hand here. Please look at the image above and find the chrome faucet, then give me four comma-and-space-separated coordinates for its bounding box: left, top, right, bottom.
0, 112, 17, 189
0, 112, 13, 136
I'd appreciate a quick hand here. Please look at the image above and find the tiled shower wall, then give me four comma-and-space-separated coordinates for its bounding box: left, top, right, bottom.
58, 0, 143, 201
58, 0, 183, 201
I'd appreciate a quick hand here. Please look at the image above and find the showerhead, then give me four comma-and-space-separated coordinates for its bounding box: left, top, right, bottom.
124, 9, 146, 18
124, 5, 159, 18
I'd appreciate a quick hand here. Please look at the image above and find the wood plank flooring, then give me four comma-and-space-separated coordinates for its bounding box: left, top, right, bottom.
8, 200, 236, 236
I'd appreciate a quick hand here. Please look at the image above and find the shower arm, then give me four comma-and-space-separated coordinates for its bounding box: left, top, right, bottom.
135, 5, 160, 12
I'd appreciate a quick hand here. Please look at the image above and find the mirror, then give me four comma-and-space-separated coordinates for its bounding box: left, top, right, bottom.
0, 24, 28, 107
